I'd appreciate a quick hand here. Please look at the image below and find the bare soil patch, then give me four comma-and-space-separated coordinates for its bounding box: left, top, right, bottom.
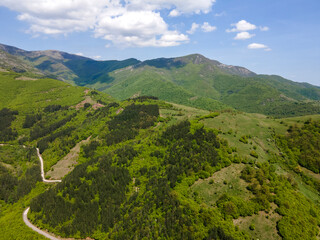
300, 166, 320, 181
116, 107, 124, 115
92, 103, 105, 110
74, 96, 100, 110
233, 203, 281, 240
15, 76, 38, 81
46, 137, 91, 179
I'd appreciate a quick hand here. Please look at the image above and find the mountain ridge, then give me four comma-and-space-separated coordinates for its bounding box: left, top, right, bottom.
1, 43, 319, 117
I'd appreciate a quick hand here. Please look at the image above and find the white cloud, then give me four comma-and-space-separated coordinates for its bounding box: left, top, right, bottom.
95, 10, 189, 47
0, 0, 216, 47
214, 11, 226, 17
234, 32, 255, 40
248, 43, 271, 51
75, 52, 84, 56
1, 0, 109, 34
169, 9, 181, 17
187, 23, 199, 34
126, 0, 216, 14
201, 22, 217, 32
260, 26, 269, 31
227, 20, 256, 32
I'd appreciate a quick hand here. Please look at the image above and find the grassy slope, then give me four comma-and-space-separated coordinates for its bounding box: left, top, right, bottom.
0, 71, 84, 113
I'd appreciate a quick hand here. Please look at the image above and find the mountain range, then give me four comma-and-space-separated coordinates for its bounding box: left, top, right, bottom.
1, 43, 319, 117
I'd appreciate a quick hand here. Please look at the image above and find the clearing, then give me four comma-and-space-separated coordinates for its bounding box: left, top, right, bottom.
46, 137, 91, 179
233, 203, 281, 240
191, 164, 251, 205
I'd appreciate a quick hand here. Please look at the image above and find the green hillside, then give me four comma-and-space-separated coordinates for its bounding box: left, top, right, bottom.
2, 46, 320, 240
1, 44, 319, 117
91, 54, 320, 117
0, 43, 140, 85
0, 71, 84, 113
95, 67, 229, 111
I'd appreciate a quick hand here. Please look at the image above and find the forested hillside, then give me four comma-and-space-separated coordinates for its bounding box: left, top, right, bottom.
101, 55, 320, 117
1, 58, 320, 240
277, 119, 320, 173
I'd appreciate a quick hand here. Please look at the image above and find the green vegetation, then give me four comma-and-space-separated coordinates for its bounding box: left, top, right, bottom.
0, 183, 48, 240
94, 56, 320, 117
2, 45, 320, 117
29, 116, 248, 239
277, 119, 320, 173
2, 56, 320, 240
0, 108, 18, 141
0, 71, 85, 113
0, 145, 41, 203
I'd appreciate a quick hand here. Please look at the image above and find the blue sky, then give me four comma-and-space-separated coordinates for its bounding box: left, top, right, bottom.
0, 0, 319, 86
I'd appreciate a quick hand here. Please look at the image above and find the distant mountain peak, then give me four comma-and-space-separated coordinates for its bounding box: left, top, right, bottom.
178, 53, 218, 65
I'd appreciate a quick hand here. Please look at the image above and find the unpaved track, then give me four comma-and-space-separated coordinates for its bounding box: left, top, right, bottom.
23, 148, 62, 239
36, 148, 61, 183
23, 208, 60, 240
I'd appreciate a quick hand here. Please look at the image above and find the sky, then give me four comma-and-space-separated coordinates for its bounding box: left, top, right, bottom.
0, 0, 319, 86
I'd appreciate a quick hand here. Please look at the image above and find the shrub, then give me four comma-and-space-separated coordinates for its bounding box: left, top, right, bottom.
250, 150, 259, 158
249, 223, 255, 230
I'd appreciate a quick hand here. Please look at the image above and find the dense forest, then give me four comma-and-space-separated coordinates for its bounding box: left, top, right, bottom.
277, 119, 320, 173
0, 146, 41, 203
0, 108, 18, 141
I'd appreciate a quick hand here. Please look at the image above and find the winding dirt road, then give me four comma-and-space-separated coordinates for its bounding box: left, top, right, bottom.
23, 208, 60, 240
22, 148, 62, 239
36, 148, 61, 183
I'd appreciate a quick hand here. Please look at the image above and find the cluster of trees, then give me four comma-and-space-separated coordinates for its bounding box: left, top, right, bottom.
85, 102, 119, 118
114, 145, 137, 166
0, 108, 18, 141
30, 113, 76, 141
23, 113, 42, 128
106, 104, 159, 145
216, 193, 258, 219
82, 140, 100, 158
265, 101, 320, 118
277, 119, 320, 173
0, 160, 41, 203
160, 121, 221, 187
37, 127, 75, 153
108, 167, 242, 240
44, 104, 63, 113
128, 96, 159, 102
30, 154, 131, 238
240, 163, 320, 239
